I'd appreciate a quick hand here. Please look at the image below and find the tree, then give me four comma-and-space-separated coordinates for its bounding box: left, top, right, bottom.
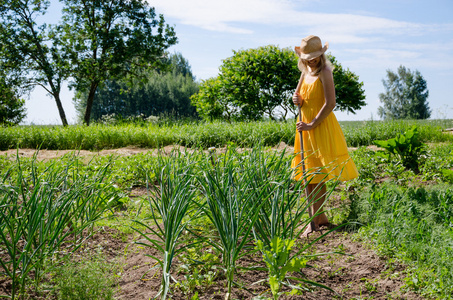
0, 0, 177, 126
378, 66, 430, 120
192, 46, 300, 122
58, 0, 177, 125
191, 46, 366, 122
0, 76, 26, 126
328, 55, 366, 114
73, 53, 199, 122
0, 0, 71, 125
190, 77, 229, 122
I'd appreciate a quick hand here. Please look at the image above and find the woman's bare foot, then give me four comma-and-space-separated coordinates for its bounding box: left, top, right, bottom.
316, 213, 329, 226
301, 222, 320, 237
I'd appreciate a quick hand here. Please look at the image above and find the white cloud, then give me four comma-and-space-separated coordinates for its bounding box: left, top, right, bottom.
150, 0, 449, 43
151, 0, 296, 34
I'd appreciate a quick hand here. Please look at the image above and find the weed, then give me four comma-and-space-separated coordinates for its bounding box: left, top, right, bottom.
51, 254, 117, 300
255, 237, 308, 299
373, 126, 427, 173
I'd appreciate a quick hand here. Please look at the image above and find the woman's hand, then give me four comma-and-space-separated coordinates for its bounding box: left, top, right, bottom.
292, 92, 303, 106
296, 121, 315, 132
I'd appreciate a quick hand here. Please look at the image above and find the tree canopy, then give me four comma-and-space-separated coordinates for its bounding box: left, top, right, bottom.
378, 66, 430, 120
73, 53, 199, 122
328, 55, 366, 114
0, 0, 71, 125
192, 45, 299, 121
58, 0, 177, 125
191, 45, 366, 122
0, 75, 26, 126
0, 0, 177, 126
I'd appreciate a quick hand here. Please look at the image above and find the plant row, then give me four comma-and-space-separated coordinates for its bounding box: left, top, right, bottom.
1, 119, 452, 150
1, 146, 338, 299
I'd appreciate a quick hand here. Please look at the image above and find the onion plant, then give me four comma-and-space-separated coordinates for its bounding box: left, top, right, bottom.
197, 147, 268, 299
133, 150, 199, 300
0, 153, 120, 299
65, 155, 123, 241
239, 146, 307, 244
237, 146, 342, 297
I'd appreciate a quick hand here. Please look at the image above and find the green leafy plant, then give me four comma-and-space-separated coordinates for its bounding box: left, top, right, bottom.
255, 237, 308, 299
373, 125, 427, 173
175, 247, 220, 295
348, 183, 453, 298
441, 169, 453, 183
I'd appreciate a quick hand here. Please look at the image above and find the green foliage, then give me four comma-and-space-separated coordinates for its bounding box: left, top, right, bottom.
133, 150, 199, 300
190, 77, 225, 121
327, 55, 366, 114
0, 0, 70, 125
52, 255, 117, 300
0, 119, 452, 151
198, 148, 267, 298
0, 0, 177, 126
0, 154, 121, 299
174, 247, 220, 295
441, 169, 453, 183
256, 237, 308, 299
378, 65, 430, 120
348, 183, 453, 298
192, 45, 300, 121
342, 119, 453, 147
373, 126, 427, 172
58, 0, 178, 125
74, 53, 198, 123
0, 76, 26, 126
191, 46, 366, 122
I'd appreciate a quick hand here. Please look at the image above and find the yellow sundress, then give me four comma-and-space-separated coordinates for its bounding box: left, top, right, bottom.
291, 77, 358, 184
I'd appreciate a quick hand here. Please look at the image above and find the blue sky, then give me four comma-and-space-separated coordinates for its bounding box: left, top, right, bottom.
24, 0, 453, 124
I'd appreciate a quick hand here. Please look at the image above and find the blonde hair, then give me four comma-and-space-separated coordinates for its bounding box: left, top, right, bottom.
297, 54, 333, 76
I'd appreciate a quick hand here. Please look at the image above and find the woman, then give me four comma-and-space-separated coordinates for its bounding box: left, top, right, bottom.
291, 35, 358, 237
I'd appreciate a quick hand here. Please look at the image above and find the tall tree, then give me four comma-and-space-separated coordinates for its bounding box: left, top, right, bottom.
58, 0, 177, 125
328, 55, 366, 114
0, 0, 71, 125
378, 65, 430, 120
73, 53, 199, 122
0, 75, 27, 126
192, 46, 301, 122
191, 46, 366, 122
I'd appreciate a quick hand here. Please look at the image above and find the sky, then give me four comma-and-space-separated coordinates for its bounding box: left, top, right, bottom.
23, 0, 453, 124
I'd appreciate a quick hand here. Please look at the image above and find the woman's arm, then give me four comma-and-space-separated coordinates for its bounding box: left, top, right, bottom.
296, 67, 336, 131
292, 73, 305, 106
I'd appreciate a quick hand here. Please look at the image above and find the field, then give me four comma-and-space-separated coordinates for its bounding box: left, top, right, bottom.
1, 119, 453, 300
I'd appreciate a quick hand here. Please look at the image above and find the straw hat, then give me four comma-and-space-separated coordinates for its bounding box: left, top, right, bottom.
295, 35, 329, 60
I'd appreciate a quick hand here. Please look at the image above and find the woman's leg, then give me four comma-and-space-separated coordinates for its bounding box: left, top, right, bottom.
302, 182, 329, 236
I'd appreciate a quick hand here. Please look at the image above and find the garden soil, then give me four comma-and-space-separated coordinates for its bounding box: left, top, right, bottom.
85, 219, 424, 300
0, 145, 425, 299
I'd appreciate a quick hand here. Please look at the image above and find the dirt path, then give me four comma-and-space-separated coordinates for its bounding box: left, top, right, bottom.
100, 186, 423, 300
93, 223, 423, 299
0, 143, 378, 161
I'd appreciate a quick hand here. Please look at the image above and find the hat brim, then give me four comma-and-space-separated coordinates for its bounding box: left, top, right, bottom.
295, 42, 329, 60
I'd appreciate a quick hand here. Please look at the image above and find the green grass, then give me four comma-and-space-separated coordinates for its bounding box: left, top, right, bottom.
345, 142, 453, 299
1, 119, 452, 150
2, 121, 453, 299
348, 183, 453, 299
51, 254, 117, 300
341, 119, 453, 147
